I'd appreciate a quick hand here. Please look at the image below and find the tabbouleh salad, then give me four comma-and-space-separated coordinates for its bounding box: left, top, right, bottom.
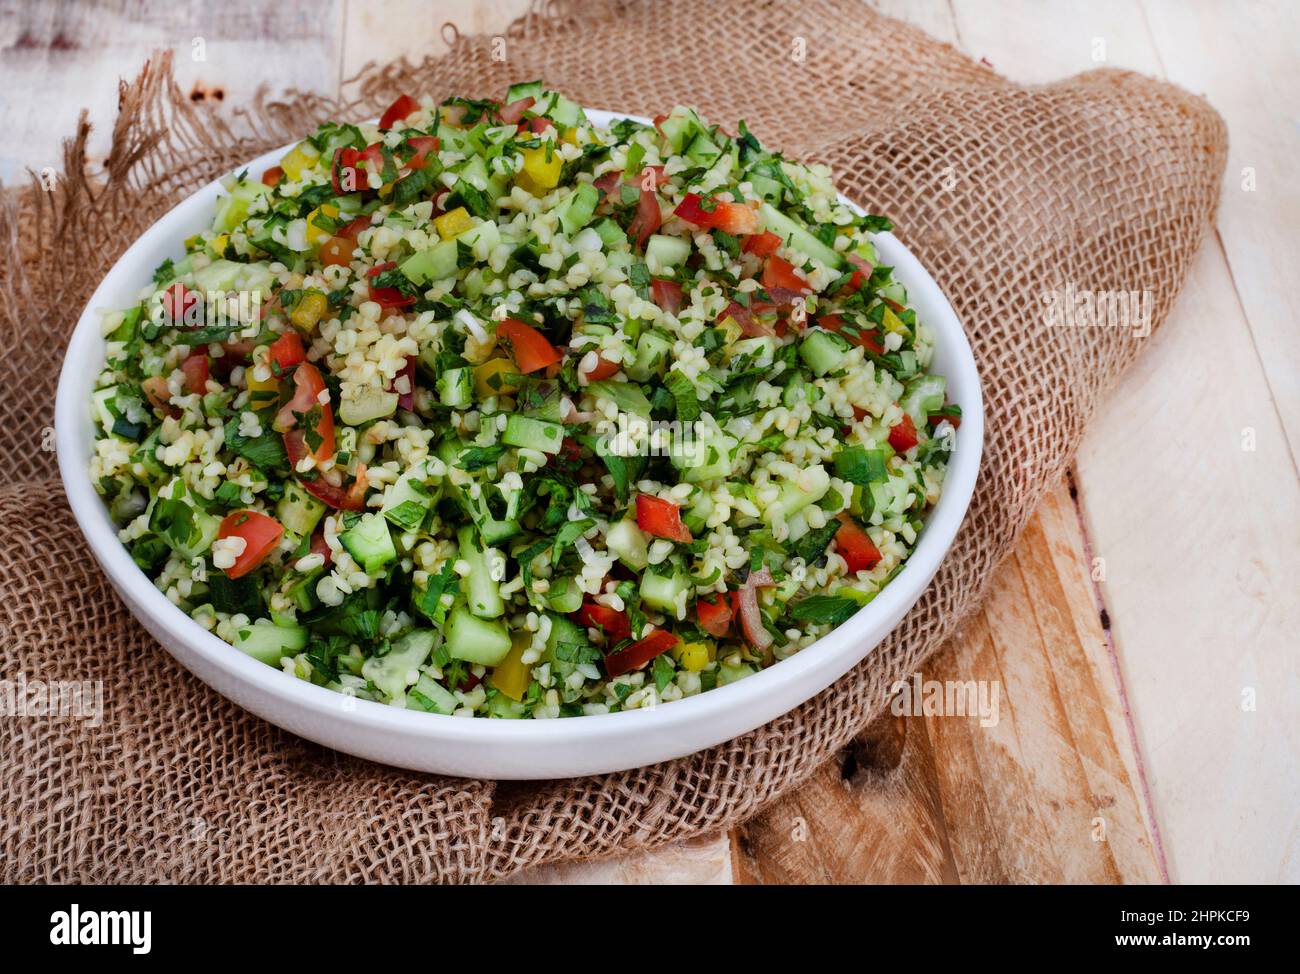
89, 83, 960, 719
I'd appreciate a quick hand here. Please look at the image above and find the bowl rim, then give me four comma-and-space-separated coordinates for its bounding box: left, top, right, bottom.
55, 107, 984, 754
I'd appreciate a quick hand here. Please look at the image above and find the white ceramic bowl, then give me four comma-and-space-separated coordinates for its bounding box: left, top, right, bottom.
56, 109, 983, 779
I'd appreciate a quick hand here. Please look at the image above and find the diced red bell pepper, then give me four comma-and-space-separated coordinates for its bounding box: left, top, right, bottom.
274, 361, 335, 463
574, 601, 631, 642
261, 166, 284, 188
603, 629, 679, 678
696, 596, 733, 638
217, 510, 284, 579
761, 255, 811, 293
888, 413, 918, 452
180, 354, 209, 395
742, 231, 782, 258
835, 515, 882, 573
635, 494, 692, 543
497, 317, 562, 373
379, 93, 420, 130
650, 279, 683, 315
268, 331, 306, 371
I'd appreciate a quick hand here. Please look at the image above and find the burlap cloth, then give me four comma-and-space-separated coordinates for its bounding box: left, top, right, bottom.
0, 0, 1225, 883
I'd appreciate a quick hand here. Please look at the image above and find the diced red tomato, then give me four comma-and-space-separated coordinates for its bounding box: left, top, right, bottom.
635, 494, 692, 543
274, 362, 335, 463
332, 143, 384, 193
261, 166, 284, 188
497, 317, 562, 373
581, 355, 622, 381
673, 193, 760, 235
402, 135, 440, 172
523, 116, 551, 134
161, 283, 201, 328
294, 465, 367, 512
497, 96, 535, 125
718, 299, 774, 338
928, 411, 962, 430
365, 261, 416, 311
309, 525, 332, 564
888, 413, 918, 452
141, 376, 177, 418
603, 629, 679, 678
818, 314, 884, 355
574, 601, 631, 642
742, 231, 782, 258
318, 235, 355, 267
268, 331, 306, 371
593, 169, 623, 206
627, 187, 662, 249
650, 279, 683, 315
180, 353, 209, 395
337, 215, 372, 240
395, 355, 417, 411
835, 514, 882, 574
217, 510, 284, 579
379, 93, 420, 130
696, 596, 733, 638
761, 255, 811, 293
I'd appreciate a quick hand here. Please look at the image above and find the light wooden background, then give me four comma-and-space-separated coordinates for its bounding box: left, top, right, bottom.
4, 0, 1296, 884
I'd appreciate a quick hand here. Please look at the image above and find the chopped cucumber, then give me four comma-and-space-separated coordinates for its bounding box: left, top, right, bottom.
767, 465, 831, 522
605, 518, 649, 571
586, 380, 652, 417
339, 386, 399, 426
626, 329, 674, 382
592, 217, 625, 250
92, 385, 119, 433
149, 480, 220, 560
506, 80, 544, 104
213, 180, 270, 234
457, 525, 503, 618
900, 374, 947, 427
555, 182, 600, 236
339, 512, 397, 574
718, 661, 758, 686
380, 463, 435, 532
544, 613, 587, 660
545, 576, 584, 613
799, 328, 851, 376
407, 672, 458, 714
759, 201, 845, 269
640, 567, 690, 614
502, 414, 564, 454
645, 234, 691, 274
672, 430, 739, 483
232, 620, 308, 666
445, 606, 512, 666
362, 628, 436, 701
277, 480, 326, 538
399, 239, 458, 285
684, 131, 722, 167
436, 366, 473, 408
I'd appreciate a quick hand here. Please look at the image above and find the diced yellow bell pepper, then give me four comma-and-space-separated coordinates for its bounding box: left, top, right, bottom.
434, 206, 474, 240
209, 233, 229, 257
675, 641, 714, 673
518, 145, 563, 192
716, 315, 744, 346
305, 204, 339, 248
474, 357, 519, 398
290, 292, 330, 334
560, 127, 578, 146
279, 140, 321, 181
245, 346, 280, 407
883, 306, 908, 336
490, 632, 533, 701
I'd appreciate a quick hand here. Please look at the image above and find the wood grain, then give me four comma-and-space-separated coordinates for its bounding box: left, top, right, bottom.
732, 484, 1163, 884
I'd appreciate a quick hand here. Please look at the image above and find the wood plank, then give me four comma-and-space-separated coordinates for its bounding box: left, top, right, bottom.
1138, 0, 1300, 467
733, 484, 1163, 884
0, 1, 346, 183
1075, 241, 1300, 883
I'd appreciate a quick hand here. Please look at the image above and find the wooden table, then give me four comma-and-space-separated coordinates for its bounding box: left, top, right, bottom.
6, 0, 1295, 884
